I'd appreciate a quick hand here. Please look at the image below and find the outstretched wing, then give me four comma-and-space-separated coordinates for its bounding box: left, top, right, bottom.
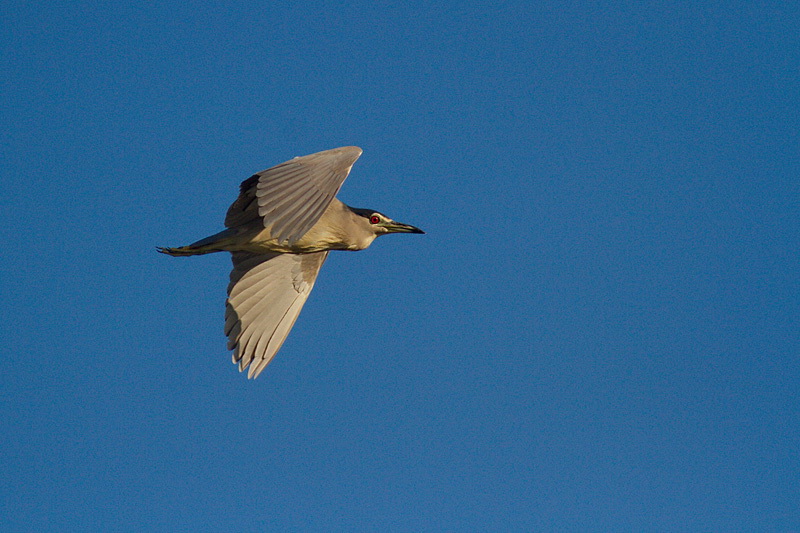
224, 146, 363, 244
225, 251, 329, 378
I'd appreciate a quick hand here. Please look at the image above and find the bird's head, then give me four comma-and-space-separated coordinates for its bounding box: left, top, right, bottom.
350, 207, 425, 238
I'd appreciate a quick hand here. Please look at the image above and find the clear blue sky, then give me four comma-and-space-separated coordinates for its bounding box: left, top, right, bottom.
2, 1, 798, 530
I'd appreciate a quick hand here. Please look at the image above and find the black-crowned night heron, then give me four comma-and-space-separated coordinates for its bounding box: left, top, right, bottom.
158, 146, 424, 378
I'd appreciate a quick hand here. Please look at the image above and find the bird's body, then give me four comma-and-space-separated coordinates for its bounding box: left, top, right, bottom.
163, 198, 378, 255
158, 146, 423, 378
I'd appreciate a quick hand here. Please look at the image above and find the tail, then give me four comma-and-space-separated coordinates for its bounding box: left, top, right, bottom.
157, 228, 240, 257
156, 245, 219, 257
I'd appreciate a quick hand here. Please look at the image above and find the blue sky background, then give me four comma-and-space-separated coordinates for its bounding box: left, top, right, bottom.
2, 1, 798, 530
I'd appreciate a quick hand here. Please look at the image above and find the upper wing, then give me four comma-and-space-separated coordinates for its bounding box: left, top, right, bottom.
224, 146, 363, 244
225, 251, 329, 378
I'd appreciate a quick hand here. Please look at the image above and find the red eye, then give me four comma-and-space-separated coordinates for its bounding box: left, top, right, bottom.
369, 215, 380, 224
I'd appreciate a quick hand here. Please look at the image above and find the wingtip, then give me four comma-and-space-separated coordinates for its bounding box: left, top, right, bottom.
335, 146, 363, 169
341, 145, 363, 156
313, 145, 362, 161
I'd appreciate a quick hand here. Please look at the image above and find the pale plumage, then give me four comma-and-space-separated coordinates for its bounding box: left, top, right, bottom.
159, 147, 423, 378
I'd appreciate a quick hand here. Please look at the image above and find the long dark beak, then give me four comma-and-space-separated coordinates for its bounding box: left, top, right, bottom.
384, 221, 425, 234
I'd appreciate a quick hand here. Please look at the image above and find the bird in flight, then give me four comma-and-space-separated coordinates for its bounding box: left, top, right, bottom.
158, 146, 424, 378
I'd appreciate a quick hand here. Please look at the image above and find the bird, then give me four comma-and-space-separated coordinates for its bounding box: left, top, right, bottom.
158, 146, 424, 378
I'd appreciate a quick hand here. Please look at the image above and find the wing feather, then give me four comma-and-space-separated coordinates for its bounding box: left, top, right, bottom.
225, 251, 329, 378
224, 146, 362, 244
